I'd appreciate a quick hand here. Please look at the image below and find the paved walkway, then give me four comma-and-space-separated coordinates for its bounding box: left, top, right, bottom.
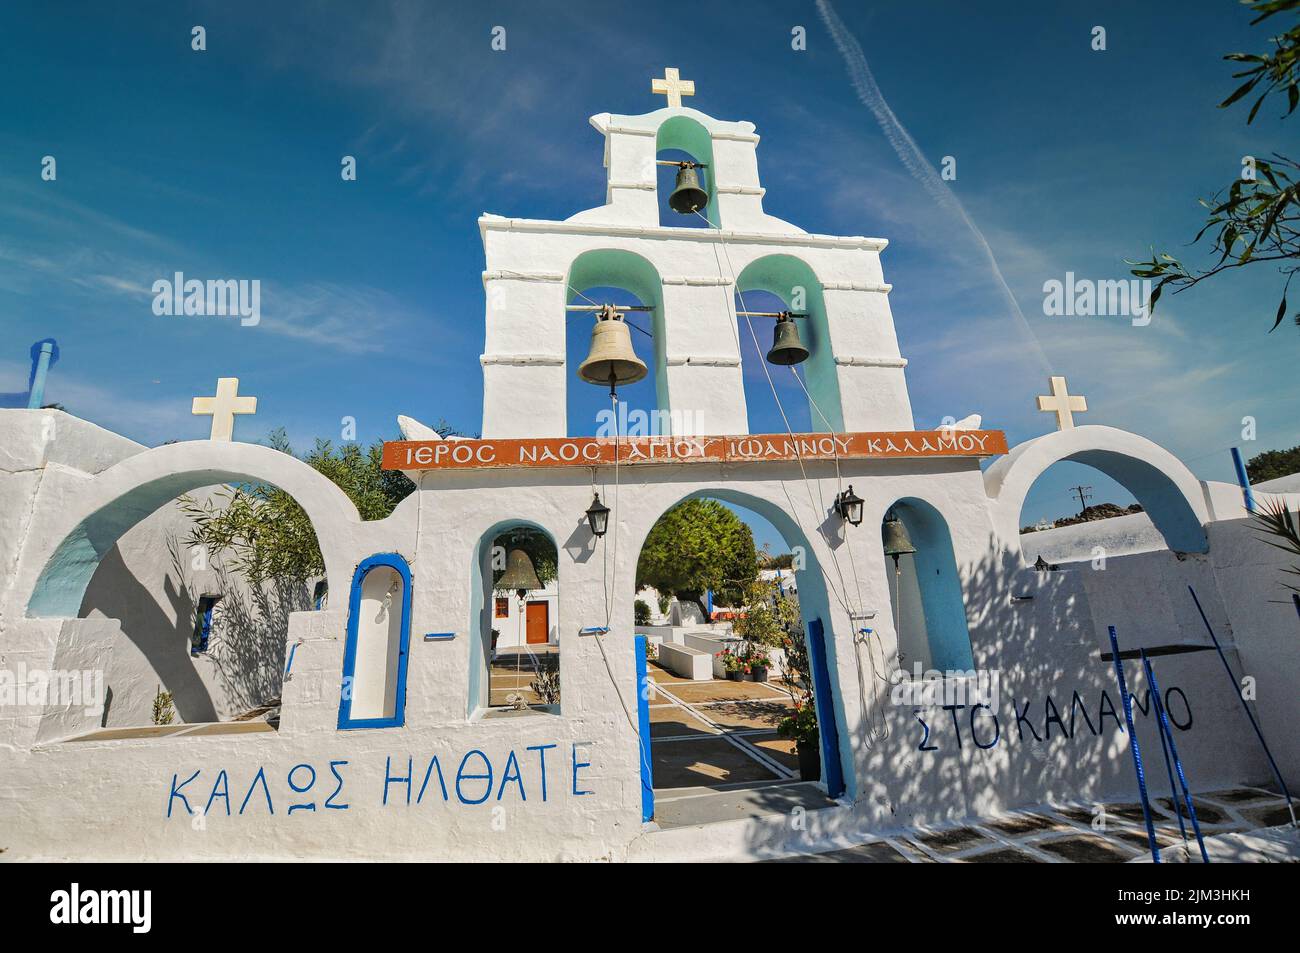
645, 663, 836, 828
766, 785, 1297, 863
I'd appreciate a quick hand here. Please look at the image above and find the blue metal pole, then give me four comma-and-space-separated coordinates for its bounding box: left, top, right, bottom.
26, 340, 56, 409
1108, 626, 1161, 862
1141, 649, 1189, 848
1141, 649, 1210, 863
1188, 585, 1296, 826
634, 634, 654, 822
1230, 447, 1256, 514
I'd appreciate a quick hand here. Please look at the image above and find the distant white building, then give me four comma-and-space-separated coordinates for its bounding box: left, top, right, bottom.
491, 578, 559, 649
760, 567, 797, 596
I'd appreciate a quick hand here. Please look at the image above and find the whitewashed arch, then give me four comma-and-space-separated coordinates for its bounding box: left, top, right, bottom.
21, 440, 364, 619
983, 425, 1210, 561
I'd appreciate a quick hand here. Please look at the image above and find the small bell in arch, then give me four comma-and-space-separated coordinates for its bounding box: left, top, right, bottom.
881, 509, 917, 567
497, 547, 543, 599
668, 162, 708, 214
577, 305, 649, 391
766, 312, 810, 366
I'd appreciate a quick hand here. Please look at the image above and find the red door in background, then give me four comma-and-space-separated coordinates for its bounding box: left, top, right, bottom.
525, 601, 549, 644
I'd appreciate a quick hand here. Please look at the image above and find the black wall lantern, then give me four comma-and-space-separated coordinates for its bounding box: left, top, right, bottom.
585, 493, 611, 537
834, 485, 865, 527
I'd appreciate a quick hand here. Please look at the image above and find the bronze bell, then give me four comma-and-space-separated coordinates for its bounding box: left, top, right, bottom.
497, 547, 542, 595
668, 163, 708, 214
578, 305, 648, 388
881, 509, 917, 565
766, 313, 810, 366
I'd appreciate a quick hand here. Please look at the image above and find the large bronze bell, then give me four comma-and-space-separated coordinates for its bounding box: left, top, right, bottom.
577, 305, 648, 388
497, 547, 542, 595
881, 509, 917, 565
668, 163, 708, 214
766, 313, 810, 366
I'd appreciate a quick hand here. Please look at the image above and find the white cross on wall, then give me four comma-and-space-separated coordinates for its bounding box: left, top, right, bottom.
1036, 376, 1088, 430
651, 67, 695, 108
192, 377, 257, 441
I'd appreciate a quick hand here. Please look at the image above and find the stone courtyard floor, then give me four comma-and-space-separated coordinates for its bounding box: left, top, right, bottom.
645, 662, 838, 828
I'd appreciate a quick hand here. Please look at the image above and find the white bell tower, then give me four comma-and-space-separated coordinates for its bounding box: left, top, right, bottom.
478, 68, 913, 438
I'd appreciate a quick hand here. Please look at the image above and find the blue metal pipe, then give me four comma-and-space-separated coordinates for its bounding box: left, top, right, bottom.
1142, 649, 1210, 863
1108, 626, 1161, 862
1230, 447, 1256, 514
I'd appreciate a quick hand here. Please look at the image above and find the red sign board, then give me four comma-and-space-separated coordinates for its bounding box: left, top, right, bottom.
382, 430, 1008, 472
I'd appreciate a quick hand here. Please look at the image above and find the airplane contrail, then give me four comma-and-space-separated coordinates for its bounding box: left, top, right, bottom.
817, 0, 1052, 373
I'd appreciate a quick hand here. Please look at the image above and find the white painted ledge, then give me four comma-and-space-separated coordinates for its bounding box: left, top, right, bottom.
834, 356, 908, 368
479, 354, 566, 367
479, 214, 888, 251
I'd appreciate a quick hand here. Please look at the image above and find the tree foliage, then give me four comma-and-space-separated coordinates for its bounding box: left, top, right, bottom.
1130, 0, 1300, 330
181, 427, 424, 584
635, 499, 758, 610
732, 578, 800, 648
1251, 497, 1300, 593
1247, 443, 1300, 482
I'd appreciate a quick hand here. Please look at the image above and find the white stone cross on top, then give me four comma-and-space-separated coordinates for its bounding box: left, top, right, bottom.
1036, 375, 1088, 430
192, 377, 257, 441
651, 67, 695, 108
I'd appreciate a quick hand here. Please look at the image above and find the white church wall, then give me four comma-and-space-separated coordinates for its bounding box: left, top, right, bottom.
0, 410, 144, 627
1206, 517, 1300, 788
0, 436, 1292, 860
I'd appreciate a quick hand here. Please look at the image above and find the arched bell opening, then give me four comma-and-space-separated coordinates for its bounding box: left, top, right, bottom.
655, 115, 718, 228
734, 254, 844, 435
468, 521, 561, 718
564, 248, 667, 437
338, 553, 412, 729
732, 287, 812, 434
880, 498, 975, 675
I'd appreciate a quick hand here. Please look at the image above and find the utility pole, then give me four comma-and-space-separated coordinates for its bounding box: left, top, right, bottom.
1068, 484, 1093, 514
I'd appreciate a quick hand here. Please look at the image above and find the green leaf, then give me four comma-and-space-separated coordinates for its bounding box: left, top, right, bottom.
1220, 77, 1259, 108
1270, 293, 1288, 332
1248, 90, 1268, 123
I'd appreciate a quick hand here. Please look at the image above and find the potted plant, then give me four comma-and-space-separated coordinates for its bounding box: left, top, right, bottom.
747, 644, 770, 682
778, 696, 820, 781
718, 648, 745, 681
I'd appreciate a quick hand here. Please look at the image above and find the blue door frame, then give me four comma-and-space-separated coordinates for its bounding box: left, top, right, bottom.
634, 635, 654, 821
807, 618, 846, 798
338, 553, 412, 730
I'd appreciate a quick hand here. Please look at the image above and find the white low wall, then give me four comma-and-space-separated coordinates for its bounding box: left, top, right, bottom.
1020, 512, 1167, 565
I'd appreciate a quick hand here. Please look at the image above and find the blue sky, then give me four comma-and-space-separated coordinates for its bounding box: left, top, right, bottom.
1, 1, 1294, 550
